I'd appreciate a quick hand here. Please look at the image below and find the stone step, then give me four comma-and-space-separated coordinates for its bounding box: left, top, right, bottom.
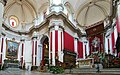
6, 68, 21, 71
65, 68, 120, 74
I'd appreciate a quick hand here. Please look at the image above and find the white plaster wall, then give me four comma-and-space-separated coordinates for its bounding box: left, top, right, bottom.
37, 44, 42, 66
64, 25, 75, 37
74, 38, 78, 55
86, 41, 89, 56
118, 4, 120, 18
83, 43, 85, 59
109, 35, 113, 54
24, 41, 32, 65
114, 26, 118, 45
18, 42, 22, 61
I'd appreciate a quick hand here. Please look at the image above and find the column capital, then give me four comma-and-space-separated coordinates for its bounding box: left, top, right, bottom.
32, 36, 37, 40
0, 0, 7, 6
20, 39, 25, 42
49, 19, 64, 30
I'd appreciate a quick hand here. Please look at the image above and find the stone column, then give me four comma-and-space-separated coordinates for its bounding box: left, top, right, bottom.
0, 0, 7, 34
32, 31, 38, 66
20, 38, 25, 67
74, 35, 78, 58
49, 19, 64, 66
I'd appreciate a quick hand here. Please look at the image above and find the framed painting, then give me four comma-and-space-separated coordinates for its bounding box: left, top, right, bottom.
6, 40, 19, 59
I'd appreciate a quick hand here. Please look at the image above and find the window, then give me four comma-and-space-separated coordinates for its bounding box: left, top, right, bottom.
9, 16, 19, 28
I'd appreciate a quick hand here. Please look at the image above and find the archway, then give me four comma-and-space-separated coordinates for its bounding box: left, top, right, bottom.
41, 36, 49, 66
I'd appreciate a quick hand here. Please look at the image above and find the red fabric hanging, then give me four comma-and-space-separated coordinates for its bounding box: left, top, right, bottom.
78, 41, 83, 58
64, 32, 74, 52
55, 31, 58, 53
50, 32, 52, 51
35, 41, 37, 66
108, 39, 110, 50
112, 32, 115, 53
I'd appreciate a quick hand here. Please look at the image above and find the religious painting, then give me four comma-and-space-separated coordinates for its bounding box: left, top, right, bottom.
6, 40, 19, 59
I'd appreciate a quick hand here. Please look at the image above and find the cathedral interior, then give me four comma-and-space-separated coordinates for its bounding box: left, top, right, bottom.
0, 0, 120, 73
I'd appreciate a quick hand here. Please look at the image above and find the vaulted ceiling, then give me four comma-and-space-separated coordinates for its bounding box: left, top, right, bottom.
64, 0, 111, 27
3, 0, 111, 30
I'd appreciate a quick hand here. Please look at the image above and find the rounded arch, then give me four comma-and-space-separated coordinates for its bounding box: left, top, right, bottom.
4, 0, 37, 20
64, 2, 74, 14
75, 0, 110, 19
38, 2, 49, 14
40, 35, 49, 66
75, 0, 110, 26
40, 35, 49, 44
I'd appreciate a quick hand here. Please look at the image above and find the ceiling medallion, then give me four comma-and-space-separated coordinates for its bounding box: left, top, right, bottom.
9, 16, 19, 28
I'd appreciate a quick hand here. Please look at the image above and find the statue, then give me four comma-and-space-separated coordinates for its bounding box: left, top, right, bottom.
92, 37, 100, 52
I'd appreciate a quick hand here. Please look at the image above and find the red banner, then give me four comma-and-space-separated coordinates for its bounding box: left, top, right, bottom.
64, 32, 74, 52
78, 41, 83, 58
112, 32, 115, 53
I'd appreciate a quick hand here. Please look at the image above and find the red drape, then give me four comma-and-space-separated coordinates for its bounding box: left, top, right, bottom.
78, 41, 83, 58
112, 32, 115, 53
55, 31, 58, 58
35, 41, 37, 66
85, 44, 86, 58
64, 32, 74, 52
50, 32, 52, 51
108, 39, 110, 50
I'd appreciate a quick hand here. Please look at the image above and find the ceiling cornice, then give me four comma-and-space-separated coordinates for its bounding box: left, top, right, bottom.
2, 12, 82, 36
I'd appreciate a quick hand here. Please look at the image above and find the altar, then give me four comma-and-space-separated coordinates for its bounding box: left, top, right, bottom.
76, 58, 94, 68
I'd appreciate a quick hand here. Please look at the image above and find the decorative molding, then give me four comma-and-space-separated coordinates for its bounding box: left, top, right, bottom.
49, 4, 64, 12
85, 20, 103, 29
20, 39, 25, 42
0, 0, 7, 6
1, 32, 6, 36
2, 12, 81, 36
31, 36, 37, 40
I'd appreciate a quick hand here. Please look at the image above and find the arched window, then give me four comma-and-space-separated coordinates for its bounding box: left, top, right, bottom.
9, 16, 19, 28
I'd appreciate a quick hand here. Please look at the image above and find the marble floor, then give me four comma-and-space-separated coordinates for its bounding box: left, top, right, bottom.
0, 68, 120, 75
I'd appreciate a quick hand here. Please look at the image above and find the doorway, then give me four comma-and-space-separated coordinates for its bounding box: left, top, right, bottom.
41, 36, 49, 66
